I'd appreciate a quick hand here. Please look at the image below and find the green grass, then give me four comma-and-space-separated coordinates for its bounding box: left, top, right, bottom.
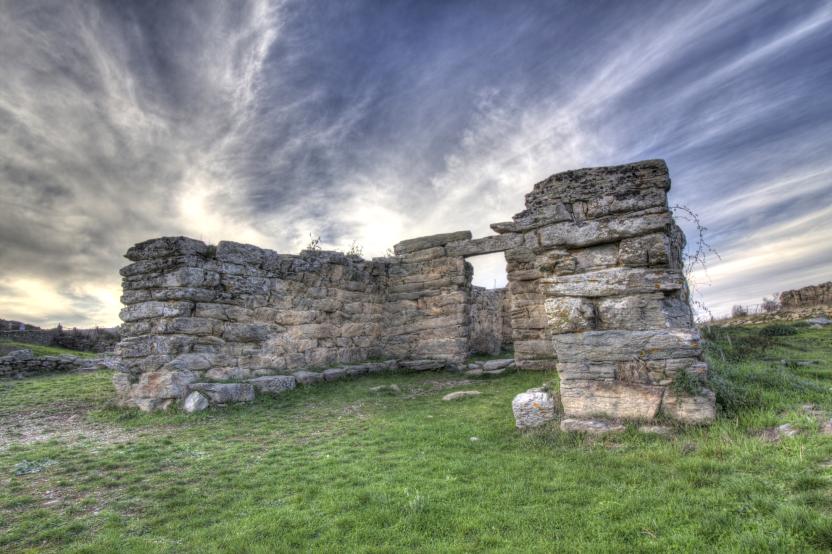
0, 339, 97, 359
0, 327, 831, 552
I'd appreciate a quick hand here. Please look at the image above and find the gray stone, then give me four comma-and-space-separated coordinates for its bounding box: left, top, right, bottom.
638, 425, 673, 436
399, 359, 446, 371
481, 359, 514, 371
442, 390, 481, 401
323, 368, 347, 381
560, 380, 664, 420
512, 390, 557, 429
293, 370, 324, 385
249, 375, 296, 395
560, 418, 625, 435
369, 384, 401, 394
183, 391, 209, 413
393, 231, 473, 255
188, 383, 254, 403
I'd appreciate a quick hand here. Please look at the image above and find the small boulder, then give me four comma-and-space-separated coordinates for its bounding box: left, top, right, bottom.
512, 389, 556, 429
400, 359, 445, 372
464, 369, 484, 378
560, 418, 625, 435
189, 383, 254, 403
761, 423, 800, 441
183, 391, 209, 413
323, 368, 347, 381
293, 370, 324, 385
482, 359, 514, 371
369, 384, 401, 394
249, 375, 296, 395
442, 390, 481, 401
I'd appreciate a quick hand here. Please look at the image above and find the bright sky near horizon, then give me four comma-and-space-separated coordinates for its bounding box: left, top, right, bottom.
1, 0, 830, 327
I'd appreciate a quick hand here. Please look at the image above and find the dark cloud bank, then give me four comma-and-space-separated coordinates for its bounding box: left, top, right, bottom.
1, 0, 830, 326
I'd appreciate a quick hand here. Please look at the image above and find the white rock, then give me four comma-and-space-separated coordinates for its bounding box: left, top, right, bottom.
442, 390, 481, 401
512, 390, 556, 429
183, 391, 209, 413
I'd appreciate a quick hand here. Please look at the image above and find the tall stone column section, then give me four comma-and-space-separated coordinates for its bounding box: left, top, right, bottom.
494, 160, 715, 423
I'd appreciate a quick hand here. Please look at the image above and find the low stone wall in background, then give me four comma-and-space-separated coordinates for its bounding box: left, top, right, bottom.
0, 349, 102, 378
780, 281, 832, 311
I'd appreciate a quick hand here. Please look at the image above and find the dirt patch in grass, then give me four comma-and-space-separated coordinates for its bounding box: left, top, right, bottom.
0, 408, 136, 450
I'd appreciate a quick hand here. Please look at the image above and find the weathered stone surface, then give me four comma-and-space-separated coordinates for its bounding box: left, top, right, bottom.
560, 380, 664, 420
442, 390, 481, 401
661, 388, 716, 424
638, 424, 673, 436
445, 234, 524, 257
393, 231, 473, 255
183, 391, 209, 413
541, 268, 685, 297
780, 281, 832, 310
482, 359, 514, 371
551, 330, 701, 363
512, 389, 557, 429
322, 368, 347, 381
119, 301, 193, 322
537, 213, 672, 249
249, 375, 296, 395
545, 297, 596, 334
189, 383, 254, 403
560, 418, 625, 434
293, 370, 324, 385
399, 359, 446, 371
125, 236, 208, 261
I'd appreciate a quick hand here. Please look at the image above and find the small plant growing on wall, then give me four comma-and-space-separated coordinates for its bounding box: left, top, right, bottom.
306, 234, 321, 251
346, 240, 363, 257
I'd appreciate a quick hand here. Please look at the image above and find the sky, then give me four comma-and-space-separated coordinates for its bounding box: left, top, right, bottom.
0, 0, 830, 327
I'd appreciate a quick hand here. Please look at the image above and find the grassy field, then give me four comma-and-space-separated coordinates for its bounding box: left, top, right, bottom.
0, 340, 97, 359
1, 325, 831, 552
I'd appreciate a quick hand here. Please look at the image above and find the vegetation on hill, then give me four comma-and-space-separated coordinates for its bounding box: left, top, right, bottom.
0, 325, 831, 551
0, 339, 97, 359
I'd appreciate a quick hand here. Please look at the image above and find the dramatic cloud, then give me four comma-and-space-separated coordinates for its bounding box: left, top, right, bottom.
0, 0, 830, 326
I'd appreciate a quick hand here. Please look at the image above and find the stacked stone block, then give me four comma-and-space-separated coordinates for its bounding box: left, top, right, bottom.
493, 159, 715, 423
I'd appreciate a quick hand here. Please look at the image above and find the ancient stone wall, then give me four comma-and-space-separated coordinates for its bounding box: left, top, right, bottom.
113, 234, 482, 409
780, 282, 832, 311
492, 159, 714, 423
113, 158, 714, 424
468, 287, 505, 356
0, 349, 100, 378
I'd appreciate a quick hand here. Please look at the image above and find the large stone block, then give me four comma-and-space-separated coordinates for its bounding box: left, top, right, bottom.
537, 212, 671, 249
125, 236, 208, 261
551, 329, 701, 363
119, 301, 194, 322
393, 231, 472, 255
560, 380, 664, 420
189, 383, 255, 403
661, 388, 716, 424
544, 297, 595, 334
541, 268, 685, 298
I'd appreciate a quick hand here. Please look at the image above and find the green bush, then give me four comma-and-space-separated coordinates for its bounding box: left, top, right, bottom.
759, 324, 798, 337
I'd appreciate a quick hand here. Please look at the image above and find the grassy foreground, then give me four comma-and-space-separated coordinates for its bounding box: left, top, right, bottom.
1, 326, 831, 552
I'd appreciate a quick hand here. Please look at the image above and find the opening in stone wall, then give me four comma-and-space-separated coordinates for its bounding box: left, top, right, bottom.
465, 252, 513, 357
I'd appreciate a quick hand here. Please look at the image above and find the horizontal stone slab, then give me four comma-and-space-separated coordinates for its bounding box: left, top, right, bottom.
119, 301, 194, 322
538, 212, 672, 249
560, 418, 626, 434
125, 236, 208, 261
393, 231, 472, 255
444, 234, 524, 257
560, 380, 664, 420
189, 383, 255, 403
541, 268, 685, 297
551, 329, 702, 363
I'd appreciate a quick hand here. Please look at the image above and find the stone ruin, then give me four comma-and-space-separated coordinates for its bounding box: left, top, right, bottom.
112, 159, 715, 425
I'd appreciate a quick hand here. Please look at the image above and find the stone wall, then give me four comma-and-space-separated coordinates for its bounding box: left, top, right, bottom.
113, 234, 482, 409
491, 159, 714, 423
0, 327, 120, 353
0, 349, 100, 378
780, 282, 832, 311
468, 287, 505, 356
113, 158, 713, 423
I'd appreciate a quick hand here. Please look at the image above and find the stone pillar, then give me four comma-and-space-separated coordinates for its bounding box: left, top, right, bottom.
495, 160, 715, 423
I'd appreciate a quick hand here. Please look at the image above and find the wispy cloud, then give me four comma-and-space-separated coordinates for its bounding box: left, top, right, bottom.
0, 0, 830, 325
